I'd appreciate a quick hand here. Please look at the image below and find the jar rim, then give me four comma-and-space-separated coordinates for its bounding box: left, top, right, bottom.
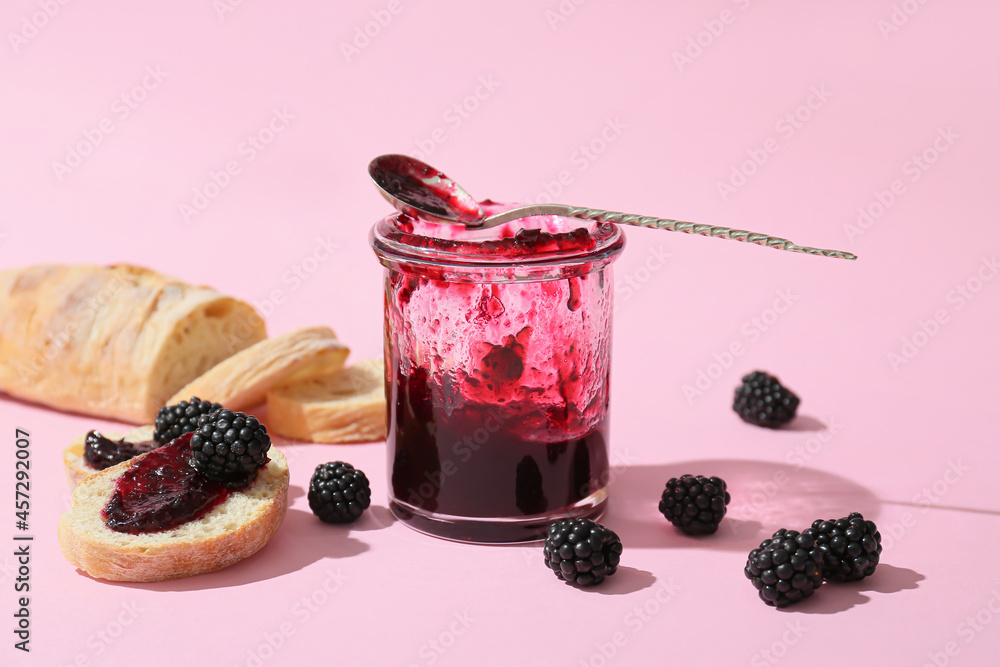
370, 211, 625, 269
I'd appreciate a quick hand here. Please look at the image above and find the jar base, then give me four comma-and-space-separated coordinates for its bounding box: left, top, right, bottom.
389, 489, 608, 544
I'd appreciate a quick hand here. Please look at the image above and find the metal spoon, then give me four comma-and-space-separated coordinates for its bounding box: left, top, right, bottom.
368, 154, 857, 261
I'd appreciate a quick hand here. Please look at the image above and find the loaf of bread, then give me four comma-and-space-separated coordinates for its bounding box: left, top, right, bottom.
0, 264, 266, 423
58, 447, 289, 582
63, 425, 155, 488
166, 326, 349, 412
267, 357, 386, 443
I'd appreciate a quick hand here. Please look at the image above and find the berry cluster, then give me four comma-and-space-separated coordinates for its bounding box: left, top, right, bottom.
190, 409, 271, 489
154, 396, 223, 444
658, 474, 731, 535
733, 371, 799, 428
812, 513, 882, 582
543, 518, 623, 587
745, 512, 882, 607
308, 462, 372, 524
745, 528, 824, 607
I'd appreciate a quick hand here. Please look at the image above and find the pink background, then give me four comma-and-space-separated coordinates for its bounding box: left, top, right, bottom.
3, 1, 999, 665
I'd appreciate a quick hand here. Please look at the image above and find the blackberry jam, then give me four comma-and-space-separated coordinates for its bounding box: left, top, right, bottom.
371, 202, 624, 543
103, 433, 229, 534
84, 430, 157, 470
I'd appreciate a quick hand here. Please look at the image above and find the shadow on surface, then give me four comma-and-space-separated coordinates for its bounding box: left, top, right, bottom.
779, 588, 870, 614
606, 458, 881, 552
101, 507, 371, 591
783, 415, 827, 432
348, 504, 398, 531
578, 566, 656, 596
857, 563, 925, 593
781, 563, 925, 614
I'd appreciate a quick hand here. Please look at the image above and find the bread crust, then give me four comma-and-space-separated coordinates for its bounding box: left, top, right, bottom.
166, 326, 349, 412
0, 264, 266, 423
267, 357, 386, 443
57, 448, 289, 582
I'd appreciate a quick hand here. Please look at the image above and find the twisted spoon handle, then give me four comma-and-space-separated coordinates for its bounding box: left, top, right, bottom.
481, 204, 856, 261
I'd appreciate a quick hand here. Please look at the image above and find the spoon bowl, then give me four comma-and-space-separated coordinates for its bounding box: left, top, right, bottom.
368, 154, 483, 224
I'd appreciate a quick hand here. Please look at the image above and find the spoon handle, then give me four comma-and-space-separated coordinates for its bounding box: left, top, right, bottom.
484, 204, 856, 261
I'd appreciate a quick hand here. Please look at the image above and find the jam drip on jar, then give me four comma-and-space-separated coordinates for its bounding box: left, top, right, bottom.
102, 433, 229, 534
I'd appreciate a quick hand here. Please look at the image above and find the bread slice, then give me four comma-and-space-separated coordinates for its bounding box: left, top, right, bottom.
166, 326, 349, 412
57, 448, 289, 582
0, 264, 266, 423
63, 425, 155, 489
266, 357, 386, 443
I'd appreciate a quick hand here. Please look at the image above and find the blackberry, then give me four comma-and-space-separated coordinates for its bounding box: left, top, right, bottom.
745, 528, 824, 607
190, 409, 270, 488
733, 371, 800, 428
658, 474, 731, 535
811, 512, 882, 582
83, 430, 157, 470
543, 518, 622, 586
308, 462, 372, 523
154, 397, 223, 444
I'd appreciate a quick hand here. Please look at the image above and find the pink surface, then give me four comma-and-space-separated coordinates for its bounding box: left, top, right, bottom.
2, 1, 998, 665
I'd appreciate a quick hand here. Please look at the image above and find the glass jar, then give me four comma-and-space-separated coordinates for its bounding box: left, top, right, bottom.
370, 202, 625, 543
